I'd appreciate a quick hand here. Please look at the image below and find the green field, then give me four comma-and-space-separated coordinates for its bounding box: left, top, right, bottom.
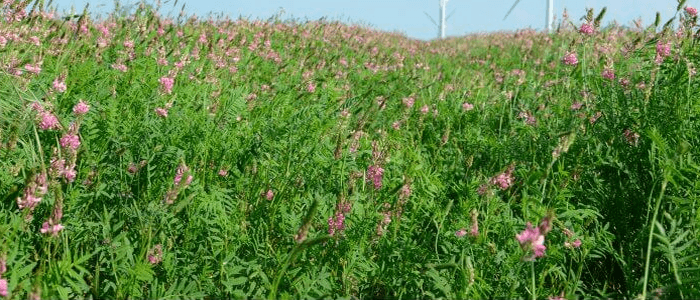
1, 0, 700, 298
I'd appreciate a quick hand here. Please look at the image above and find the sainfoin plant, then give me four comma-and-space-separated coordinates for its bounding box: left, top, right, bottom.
1, 0, 700, 299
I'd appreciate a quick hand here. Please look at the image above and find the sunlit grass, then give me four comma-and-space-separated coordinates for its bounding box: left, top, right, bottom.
1, 0, 700, 299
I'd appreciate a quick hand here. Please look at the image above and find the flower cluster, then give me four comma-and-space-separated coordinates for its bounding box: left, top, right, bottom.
623, 129, 640, 146
52, 76, 67, 93
579, 23, 594, 35
490, 165, 515, 190
655, 41, 672, 64
0, 257, 7, 297
601, 68, 615, 81
263, 189, 274, 201
32, 102, 61, 131
562, 52, 578, 66
16, 173, 47, 212
164, 162, 193, 205
516, 215, 552, 261
367, 165, 384, 190
41, 196, 64, 237
159, 76, 175, 94
328, 201, 352, 237
147, 244, 164, 265
154, 102, 173, 118
456, 209, 479, 238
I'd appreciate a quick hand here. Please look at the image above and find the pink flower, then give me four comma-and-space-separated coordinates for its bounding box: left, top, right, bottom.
462, 102, 474, 111
38, 112, 60, 130
218, 169, 228, 177
565, 239, 582, 249
579, 23, 594, 35
656, 41, 671, 60
570, 102, 583, 110
466, 209, 480, 237
25, 63, 42, 74
60, 133, 80, 150
73, 100, 90, 116
154, 107, 168, 117
159, 76, 174, 94
572, 239, 582, 248
516, 222, 546, 260
562, 52, 578, 66
174, 164, 190, 185
307, 82, 316, 93
455, 228, 467, 237
402, 96, 415, 108
517, 111, 536, 125
602, 68, 615, 80
328, 212, 346, 236
63, 166, 76, 182
0, 278, 6, 297
477, 184, 489, 196
127, 163, 139, 174
111, 63, 128, 72
686, 6, 698, 17
265, 189, 274, 201
17, 193, 42, 210
589, 111, 602, 124
147, 244, 163, 264
548, 292, 566, 300
40, 222, 64, 236
420, 105, 430, 114
624, 129, 640, 146
367, 165, 384, 190
53, 77, 67, 93
392, 121, 401, 130
490, 166, 515, 190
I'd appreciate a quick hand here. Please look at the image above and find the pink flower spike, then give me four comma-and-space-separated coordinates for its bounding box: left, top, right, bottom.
159, 76, 175, 94
154, 107, 168, 118
60, 133, 80, 150
38, 112, 61, 130
265, 189, 274, 201
686, 6, 698, 17
572, 239, 582, 248
0, 278, 6, 297
579, 23, 594, 35
462, 102, 474, 111
73, 100, 90, 116
455, 228, 467, 238
562, 52, 578, 66
602, 68, 615, 80
53, 77, 67, 93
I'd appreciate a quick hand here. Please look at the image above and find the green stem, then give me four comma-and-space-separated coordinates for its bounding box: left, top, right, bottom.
642, 178, 667, 299
531, 260, 537, 300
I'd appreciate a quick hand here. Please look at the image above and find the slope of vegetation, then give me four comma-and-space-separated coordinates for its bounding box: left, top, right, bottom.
1, 0, 699, 298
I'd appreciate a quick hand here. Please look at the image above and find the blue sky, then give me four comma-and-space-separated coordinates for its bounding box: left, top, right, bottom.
49, 0, 696, 40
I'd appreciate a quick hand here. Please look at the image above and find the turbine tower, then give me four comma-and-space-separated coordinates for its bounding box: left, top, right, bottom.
504, 0, 555, 32
439, 0, 448, 38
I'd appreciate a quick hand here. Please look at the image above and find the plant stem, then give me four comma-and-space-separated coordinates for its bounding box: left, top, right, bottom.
531, 260, 536, 300
642, 178, 667, 299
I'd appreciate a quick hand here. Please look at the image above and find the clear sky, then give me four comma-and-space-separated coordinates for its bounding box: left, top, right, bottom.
48, 0, 697, 40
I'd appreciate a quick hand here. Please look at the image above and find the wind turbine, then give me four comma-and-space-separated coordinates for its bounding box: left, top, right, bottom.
425, 0, 453, 39
503, 0, 554, 32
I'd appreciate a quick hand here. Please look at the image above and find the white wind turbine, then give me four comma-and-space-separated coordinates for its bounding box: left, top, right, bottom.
425, 0, 453, 39
503, 0, 555, 32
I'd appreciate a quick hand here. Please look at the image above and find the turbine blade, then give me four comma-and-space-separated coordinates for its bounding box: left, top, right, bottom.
424, 11, 437, 26
503, 0, 521, 20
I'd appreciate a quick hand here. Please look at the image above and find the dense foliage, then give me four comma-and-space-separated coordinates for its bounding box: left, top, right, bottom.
1, 0, 700, 298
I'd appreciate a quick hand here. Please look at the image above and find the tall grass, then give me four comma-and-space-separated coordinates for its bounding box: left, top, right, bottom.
1, 0, 699, 298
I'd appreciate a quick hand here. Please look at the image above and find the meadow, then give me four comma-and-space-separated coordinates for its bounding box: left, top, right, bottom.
1, 0, 700, 298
